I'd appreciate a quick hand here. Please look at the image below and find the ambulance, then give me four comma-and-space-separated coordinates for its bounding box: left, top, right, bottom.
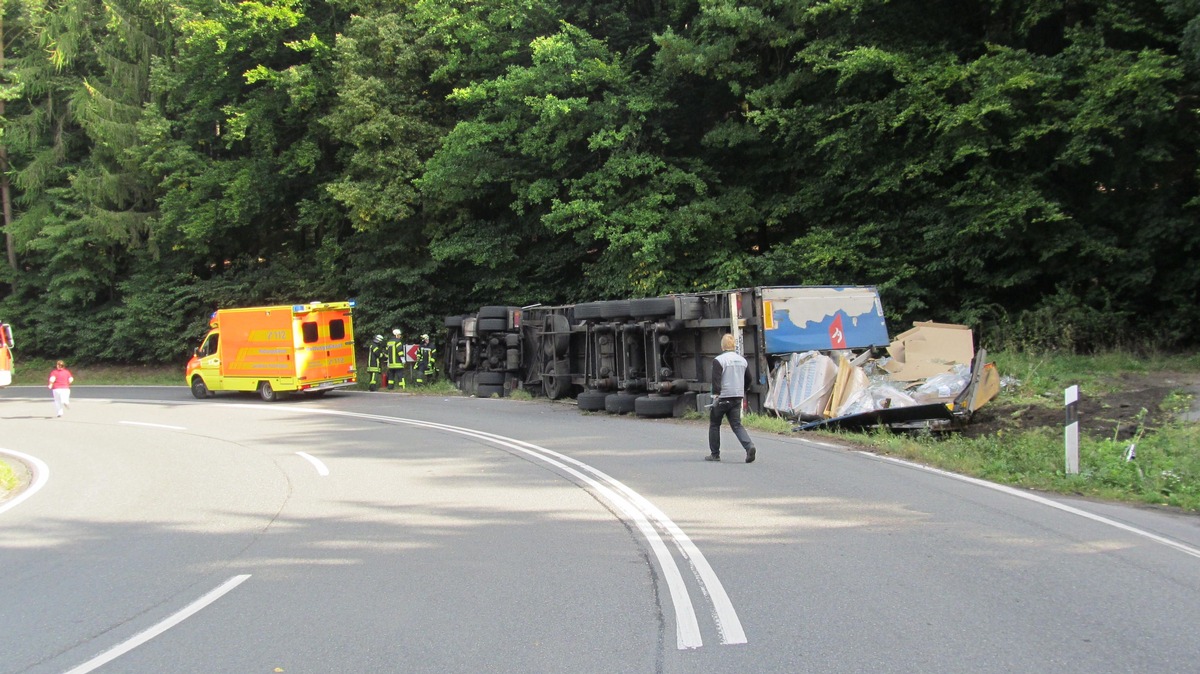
186, 301, 357, 401
0, 321, 14, 387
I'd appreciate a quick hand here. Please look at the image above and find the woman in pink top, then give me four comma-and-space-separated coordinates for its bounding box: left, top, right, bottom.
48, 360, 74, 417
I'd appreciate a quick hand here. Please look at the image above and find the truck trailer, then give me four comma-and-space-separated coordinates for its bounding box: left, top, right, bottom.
443, 286, 891, 418
186, 301, 357, 401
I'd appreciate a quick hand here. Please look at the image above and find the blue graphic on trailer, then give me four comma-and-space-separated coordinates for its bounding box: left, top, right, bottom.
761, 286, 890, 355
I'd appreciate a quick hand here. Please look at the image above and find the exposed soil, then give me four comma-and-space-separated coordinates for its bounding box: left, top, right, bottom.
961, 372, 1200, 441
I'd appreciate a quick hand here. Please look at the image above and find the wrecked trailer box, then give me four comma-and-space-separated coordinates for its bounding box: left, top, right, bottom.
444, 285, 890, 417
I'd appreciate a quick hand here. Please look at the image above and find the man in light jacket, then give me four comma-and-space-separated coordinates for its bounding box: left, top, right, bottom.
707, 334, 757, 463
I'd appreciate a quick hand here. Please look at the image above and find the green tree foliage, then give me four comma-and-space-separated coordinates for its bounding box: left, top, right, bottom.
1, 0, 1198, 362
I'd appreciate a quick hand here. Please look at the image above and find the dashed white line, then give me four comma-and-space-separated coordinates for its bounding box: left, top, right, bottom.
296, 451, 330, 476
119, 421, 188, 431
64, 574, 251, 674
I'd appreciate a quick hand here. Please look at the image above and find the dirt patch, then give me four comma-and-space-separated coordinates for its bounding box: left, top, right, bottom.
963, 372, 1200, 441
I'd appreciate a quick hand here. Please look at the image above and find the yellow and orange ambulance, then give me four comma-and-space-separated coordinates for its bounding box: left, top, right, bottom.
185, 301, 357, 401
0, 321, 14, 387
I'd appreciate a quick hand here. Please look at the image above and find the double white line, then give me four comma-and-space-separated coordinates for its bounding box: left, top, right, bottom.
248, 405, 747, 650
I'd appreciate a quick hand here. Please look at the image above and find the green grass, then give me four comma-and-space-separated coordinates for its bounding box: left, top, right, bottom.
0, 458, 17, 492
12, 359, 181, 386
824, 349, 1200, 512
834, 422, 1200, 511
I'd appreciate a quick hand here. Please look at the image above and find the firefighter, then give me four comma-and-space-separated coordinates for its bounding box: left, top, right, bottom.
365, 334, 388, 392
386, 328, 407, 390
416, 333, 437, 385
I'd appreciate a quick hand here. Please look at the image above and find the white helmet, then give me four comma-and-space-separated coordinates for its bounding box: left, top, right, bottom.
392, 328, 402, 338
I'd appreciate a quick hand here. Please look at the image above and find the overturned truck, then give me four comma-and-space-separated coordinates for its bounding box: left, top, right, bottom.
443, 286, 894, 419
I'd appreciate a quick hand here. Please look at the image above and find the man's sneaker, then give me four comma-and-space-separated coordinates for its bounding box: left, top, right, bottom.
704, 453, 721, 462
746, 447, 756, 463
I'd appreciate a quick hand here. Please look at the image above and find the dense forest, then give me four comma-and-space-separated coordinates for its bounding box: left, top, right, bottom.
1, 0, 1197, 364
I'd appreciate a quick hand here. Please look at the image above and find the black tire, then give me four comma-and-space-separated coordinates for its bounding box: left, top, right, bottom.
600, 300, 631, 320
477, 317, 507, 332
477, 370, 505, 385
444, 314, 464, 328
477, 306, 511, 319
573, 302, 604, 320
542, 358, 571, 400
544, 314, 571, 358
605, 392, 640, 414
635, 394, 677, 418
629, 297, 675, 318
476, 384, 504, 398
258, 381, 278, 402
190, 377, 210, 399
576, 389, 609, 411
676, 296, 702, 320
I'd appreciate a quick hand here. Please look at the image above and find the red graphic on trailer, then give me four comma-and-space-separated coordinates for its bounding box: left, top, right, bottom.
828, 314, 847, 349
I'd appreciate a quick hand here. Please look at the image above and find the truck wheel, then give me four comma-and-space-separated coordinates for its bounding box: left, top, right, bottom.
190, 377, 210, 399
573, 302, 604, 320
444, 315, 465, 328
477, 317, 507, 332
477, 306, 512, 320
599, 300, 631, 320
630, 297, 675, 318
477, 371, 505, 385
476, 384, 504, 398
576, 389, 609, 411
542, 359, 570, 400
676, 296, 702, 320
605, 392, 640, 414
258, 381, 278, 402
635, 393, 676, 418
544, 314, 571, 358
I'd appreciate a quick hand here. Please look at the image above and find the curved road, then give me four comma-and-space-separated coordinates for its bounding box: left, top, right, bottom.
1, 387, 1198, 673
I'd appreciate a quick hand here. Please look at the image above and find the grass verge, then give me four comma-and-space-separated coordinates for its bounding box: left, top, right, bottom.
830, 422, 1200, 511
0, 458, 17, 493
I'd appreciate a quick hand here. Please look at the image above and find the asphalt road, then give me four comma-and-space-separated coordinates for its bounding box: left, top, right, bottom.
1, 386, 1198, 673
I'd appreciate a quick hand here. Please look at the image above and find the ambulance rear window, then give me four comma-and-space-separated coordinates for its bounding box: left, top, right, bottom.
329, 319, 346, 340
302, 321, 319, 343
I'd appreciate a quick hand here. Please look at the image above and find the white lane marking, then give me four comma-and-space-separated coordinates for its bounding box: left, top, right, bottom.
0, 448, 50, 516
866, 453, 1200, 560
296, 451, 330, 477
228, 404, 717, 649
119, 421, 188, 431
65, 574, 251, 674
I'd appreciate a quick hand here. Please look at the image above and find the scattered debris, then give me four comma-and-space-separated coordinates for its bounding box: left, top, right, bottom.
775, 322, 1000, 433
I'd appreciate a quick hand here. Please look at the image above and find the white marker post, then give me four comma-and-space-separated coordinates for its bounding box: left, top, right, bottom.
1064, 385, 1080, 474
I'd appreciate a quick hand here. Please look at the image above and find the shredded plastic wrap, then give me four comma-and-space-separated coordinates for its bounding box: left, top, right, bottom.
836, 378, 918, 417
764, 351, 838, 420
912, 364, 970, 402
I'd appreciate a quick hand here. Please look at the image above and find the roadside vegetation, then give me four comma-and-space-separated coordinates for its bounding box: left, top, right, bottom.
0, 459, 17, 493
806, 352, 1200, 512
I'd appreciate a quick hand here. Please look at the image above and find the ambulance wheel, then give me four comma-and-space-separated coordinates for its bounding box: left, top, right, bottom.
190, 377, 210, 399
258, 381, 278, 402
